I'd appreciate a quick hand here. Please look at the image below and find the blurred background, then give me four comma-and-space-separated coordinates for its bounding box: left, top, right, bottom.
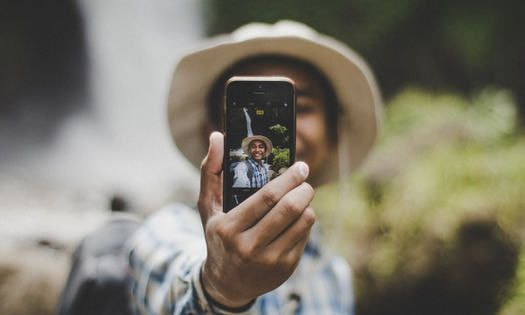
1, 0, 524, 314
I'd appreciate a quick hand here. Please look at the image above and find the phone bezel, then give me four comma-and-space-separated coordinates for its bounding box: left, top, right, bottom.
223, 76, 296, 212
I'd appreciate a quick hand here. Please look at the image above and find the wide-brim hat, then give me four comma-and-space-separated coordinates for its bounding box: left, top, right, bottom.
168, 20, 383, 184
241, 135, 273, 158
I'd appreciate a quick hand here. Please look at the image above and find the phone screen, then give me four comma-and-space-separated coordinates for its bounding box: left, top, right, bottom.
223, 77, 295, 212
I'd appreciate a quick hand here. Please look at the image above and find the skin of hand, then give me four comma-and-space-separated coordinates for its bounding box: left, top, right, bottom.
198, 131, 316, 308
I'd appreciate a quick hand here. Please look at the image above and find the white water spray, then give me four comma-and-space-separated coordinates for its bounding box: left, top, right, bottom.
243, 107, 254, 136
1, 0, 204, 248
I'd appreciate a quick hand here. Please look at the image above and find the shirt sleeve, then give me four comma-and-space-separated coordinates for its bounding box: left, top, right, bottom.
126, 205, 256, 314
329, 256, 354, 314
232, 162, 250, 188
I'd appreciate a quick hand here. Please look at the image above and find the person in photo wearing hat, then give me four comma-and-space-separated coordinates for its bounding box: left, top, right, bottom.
126, 20, 382, 314
233, 135, 273, 188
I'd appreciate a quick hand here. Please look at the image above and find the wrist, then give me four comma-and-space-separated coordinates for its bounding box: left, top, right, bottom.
200, 261, 254, 309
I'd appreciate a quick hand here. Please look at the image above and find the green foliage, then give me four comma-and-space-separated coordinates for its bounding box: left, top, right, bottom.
205, 0, 525, 120
312, 88, 525, 314
205, 2, 525, 308
269, 124, 289, 148
271, 147, 289, 172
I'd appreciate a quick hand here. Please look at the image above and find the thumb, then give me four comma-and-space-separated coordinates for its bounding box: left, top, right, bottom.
198, 131, 224, 219
201, 131, 224, 177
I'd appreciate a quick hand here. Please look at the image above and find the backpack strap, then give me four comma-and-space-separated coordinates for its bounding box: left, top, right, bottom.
244, 160, 254, 187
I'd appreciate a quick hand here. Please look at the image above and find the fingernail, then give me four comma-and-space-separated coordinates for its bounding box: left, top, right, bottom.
298, 162, 309, 179
208, 132, 218, 150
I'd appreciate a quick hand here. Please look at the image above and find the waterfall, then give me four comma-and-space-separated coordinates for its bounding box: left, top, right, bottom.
78, 0, 203, 154
0, 0, 205, 247
46, 0, 206, 208
243, 107, 254, 136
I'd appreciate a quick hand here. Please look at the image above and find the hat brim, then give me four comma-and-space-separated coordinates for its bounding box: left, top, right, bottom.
241, 135, 273, 158
168, 24, 382, 184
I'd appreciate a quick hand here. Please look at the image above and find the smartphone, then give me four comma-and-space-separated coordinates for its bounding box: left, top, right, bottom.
223, 76, 296, 212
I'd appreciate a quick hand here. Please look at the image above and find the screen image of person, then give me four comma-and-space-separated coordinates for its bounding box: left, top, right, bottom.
233, 135, 273, 188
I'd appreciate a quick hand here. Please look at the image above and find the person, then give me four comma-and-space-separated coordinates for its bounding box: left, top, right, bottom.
233, 135, 272, 188
127, 20, 382, 314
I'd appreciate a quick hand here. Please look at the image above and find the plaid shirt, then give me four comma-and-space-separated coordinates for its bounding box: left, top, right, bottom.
246, 158, 269, 188
127, 204, 354, 314
232, 159, 269, 188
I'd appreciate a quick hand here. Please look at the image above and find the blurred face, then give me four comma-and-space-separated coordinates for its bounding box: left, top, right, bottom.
234, 61, 334, 179
249, 140, 266, 161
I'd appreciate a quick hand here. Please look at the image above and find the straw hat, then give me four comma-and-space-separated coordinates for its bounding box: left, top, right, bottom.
241, 135, 273, 158
168, 20, 383, 183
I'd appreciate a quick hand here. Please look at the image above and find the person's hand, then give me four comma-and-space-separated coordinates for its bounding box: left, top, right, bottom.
198, 131, 315, 308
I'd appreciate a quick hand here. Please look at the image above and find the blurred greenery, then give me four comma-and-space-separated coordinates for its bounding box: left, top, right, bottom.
205, 0, 525, 124
206, 3, 525, 309
204, 2, 524, 312
310, 88, 524, 314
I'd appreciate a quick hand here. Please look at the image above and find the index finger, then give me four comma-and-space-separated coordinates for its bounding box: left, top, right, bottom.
227, 161, 309, 231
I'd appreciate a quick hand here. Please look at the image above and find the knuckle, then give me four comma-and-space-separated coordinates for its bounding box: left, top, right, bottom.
283, 254, 300, 269
260, 188, 279, 208
237, 243, 256, 263
237, 249, 250, 263
280, 197, 302, 218
214, 221, 232, 240
302, 207, 316, 226
281, 192, 304, 215
261, 251, 280, 267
